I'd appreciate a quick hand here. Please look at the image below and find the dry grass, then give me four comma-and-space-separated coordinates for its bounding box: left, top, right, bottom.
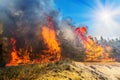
0, 59, 71, 80
0, 59, 120, 80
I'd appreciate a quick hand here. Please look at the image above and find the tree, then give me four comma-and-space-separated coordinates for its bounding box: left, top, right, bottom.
100, 36, 104, 41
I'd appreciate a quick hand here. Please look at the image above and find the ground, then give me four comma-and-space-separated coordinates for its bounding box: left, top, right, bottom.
0, 59, 120, 80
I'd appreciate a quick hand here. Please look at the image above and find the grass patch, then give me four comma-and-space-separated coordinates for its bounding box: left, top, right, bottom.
0, 59, 72, 80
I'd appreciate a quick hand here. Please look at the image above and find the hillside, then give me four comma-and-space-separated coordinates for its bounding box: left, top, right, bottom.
0, 59, 120, 80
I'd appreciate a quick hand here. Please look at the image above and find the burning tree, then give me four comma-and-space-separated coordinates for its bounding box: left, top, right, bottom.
74, 26, 114, 62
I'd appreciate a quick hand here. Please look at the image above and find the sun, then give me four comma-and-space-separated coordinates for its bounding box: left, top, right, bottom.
89, 1, 120, 38
95, 8, 113, 25
99, 9, 111, 22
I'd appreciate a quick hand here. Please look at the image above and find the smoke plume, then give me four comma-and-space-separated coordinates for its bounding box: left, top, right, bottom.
0, 0, 60, 52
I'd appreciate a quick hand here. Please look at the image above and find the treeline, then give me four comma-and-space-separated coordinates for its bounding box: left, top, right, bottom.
98, 36, 120, 61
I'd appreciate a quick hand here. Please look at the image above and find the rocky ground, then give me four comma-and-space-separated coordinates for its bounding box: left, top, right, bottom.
0, 59, 120, 80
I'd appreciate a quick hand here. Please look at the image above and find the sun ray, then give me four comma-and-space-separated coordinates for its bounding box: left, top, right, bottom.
88, 1, 120, 38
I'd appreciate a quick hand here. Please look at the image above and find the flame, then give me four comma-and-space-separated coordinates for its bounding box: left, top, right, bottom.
6, 16, 115, 66
6, 17, 61, 66
6, 38, 22, 66
74, 27, 114, 62
41, 17, 61, 62
6, 38, 31, 66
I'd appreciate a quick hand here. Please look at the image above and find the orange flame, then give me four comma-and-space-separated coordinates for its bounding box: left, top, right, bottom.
41, 17, 61, 62
74, 27, 114, 62
6, 17, 61, 66
6, 38, 31, 66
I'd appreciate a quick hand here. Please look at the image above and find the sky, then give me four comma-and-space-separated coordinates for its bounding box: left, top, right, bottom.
55, 0, 120, 39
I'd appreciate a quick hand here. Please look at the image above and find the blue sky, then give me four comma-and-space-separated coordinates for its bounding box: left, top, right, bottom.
55, 0, 120, 38
55, 0, 95, 24
55, 0, 105, 25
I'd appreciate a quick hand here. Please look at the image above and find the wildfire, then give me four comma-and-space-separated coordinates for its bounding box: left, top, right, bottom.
74, 27, 114, 62
5, 16, 115, 67
41, 17, 61, 62
6, 38, 31, 66
6, 17, 61, 66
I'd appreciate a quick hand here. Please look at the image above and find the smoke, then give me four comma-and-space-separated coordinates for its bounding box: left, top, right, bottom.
0, 0, 56, 22
59, 18, 75, 41
0, 0, 61, 51
0, 0, 84, 61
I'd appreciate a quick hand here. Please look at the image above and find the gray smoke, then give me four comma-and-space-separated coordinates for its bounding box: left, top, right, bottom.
0, 0, 60, 52
0, 0, 84, 59
59, 18, 75, 41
